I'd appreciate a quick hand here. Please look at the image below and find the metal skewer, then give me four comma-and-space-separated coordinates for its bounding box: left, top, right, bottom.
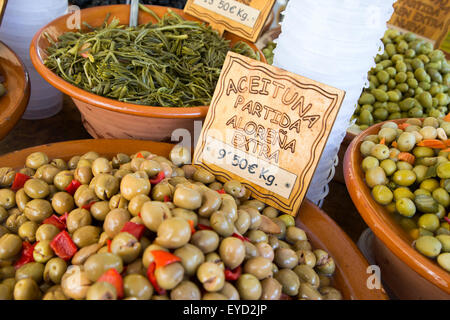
129, 0, 139, 27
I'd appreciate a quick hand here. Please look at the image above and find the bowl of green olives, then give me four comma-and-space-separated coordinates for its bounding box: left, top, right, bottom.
344, 117, 450, 299
349, 29, 450, 135
0, 139, 386, 300
0, 41, 30, 140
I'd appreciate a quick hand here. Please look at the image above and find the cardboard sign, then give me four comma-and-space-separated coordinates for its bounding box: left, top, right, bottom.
184, 0, 275, 42
388, 0, 450, 54
193, 52, 345, 216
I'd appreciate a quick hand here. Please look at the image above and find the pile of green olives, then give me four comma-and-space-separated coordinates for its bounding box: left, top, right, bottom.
350, 29, 450, 133
0, 145, 341, 300
262, 41, 276, 65
360, 117, 450, 272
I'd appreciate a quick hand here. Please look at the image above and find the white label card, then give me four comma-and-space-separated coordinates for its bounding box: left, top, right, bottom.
193, 0, 261, 28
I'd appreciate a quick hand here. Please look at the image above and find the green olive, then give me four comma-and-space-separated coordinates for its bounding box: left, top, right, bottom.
396, 198, 416, 217
0, 234, 22, 259
415, 235, 442, 258
33, 240, 54, 263
13, 278, 41, 300
437, 252, 450, 271
392, 169, 416, 187
111, 232, 141, 263
236, 273, 261, 300
84, 252, 123, 282
26, 152, 49, 170
371, 185, 393, 205
123, 274, 153, 300
86, 281, 117, 300
43, 258, 67, 284
365, 167, 388, 188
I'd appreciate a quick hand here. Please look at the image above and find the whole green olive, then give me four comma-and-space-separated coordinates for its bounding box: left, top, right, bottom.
13, 278, 41, 300
120, 173, 151, 201
174, 244, 205, 277
36, 224, 60, 242
197, 262, 225, 292
86, 281, 117, 300
219, 237, 245, 269
25, 152, 49, 170
51, 192, 75, 215
102, 208, 130, 238
33, 240, 54, 263
140, 201, 171, 232
123, 274, 153, 300
0, 234, 22, 259
155, 262, 184, 290
84, 253, 123, 282
43, 258, 67, 284
110, 232, 141, 263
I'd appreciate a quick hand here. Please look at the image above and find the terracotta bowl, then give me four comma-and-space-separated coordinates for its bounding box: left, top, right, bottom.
344, 118, 450, 298
0, 41, 30, 140
30, 5, 265, 142
0, 138, 386, 300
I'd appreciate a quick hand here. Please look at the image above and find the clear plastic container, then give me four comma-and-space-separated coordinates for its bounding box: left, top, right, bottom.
274, 40, 378, 76
288, 1, 394, 26
281, 14, 388, 44
0, 0, 68, 119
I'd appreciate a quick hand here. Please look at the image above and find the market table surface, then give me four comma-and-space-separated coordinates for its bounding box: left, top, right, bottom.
0, 96, 368, 243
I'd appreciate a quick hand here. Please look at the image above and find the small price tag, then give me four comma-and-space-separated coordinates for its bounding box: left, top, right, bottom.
184, 0, 275, 42
194, 52, 346, 216
388, 0, 450, 52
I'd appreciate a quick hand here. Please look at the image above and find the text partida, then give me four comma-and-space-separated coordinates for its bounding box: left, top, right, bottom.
225, 75, 321, 164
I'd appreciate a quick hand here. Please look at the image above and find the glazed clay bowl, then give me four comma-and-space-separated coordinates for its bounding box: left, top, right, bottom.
344, 118, 450, 298
0, 138, 386, 300
30, 5, 265, 142
0, 40, 30, 140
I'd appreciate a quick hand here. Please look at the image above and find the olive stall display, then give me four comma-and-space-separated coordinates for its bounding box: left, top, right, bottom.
359, 117, 450, 272
349, 29, 450, 134
0, 145, 342, 300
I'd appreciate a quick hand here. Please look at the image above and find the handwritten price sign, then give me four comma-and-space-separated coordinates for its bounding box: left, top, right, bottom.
184, 0, 275, 42
194, 52, 345, 216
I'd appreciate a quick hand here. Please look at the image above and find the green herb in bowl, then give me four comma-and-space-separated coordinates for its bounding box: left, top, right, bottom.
44, 9, 258, 107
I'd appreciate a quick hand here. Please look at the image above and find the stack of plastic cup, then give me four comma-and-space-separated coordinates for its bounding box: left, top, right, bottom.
273, 0, 397, 206
0, 0, 68, 119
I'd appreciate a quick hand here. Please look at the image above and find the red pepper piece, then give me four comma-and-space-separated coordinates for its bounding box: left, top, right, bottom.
444, 217, 450, 224
188, 220, 196, 234
151, 250, 181, 269
197, 224, 213, 231
149, 171, 165, 185
107, 239, 112, 253
163, 195, 171, 202
42, 215, 66, 230
232, 233, 250, 242
50, 230, 78, 261
11, 173, 30, 192
138, 212, 142, 218
136, 152, 144, 159
98, 268, 124, 299
14, 242, 37, 269
59, 212, 69, 224
65, 179, 82, 196
224, 266, 241, 281
217, 189, 226, 194
146, 262, 166, 295
82, 201, 97, 211
120, 222, 145, 240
